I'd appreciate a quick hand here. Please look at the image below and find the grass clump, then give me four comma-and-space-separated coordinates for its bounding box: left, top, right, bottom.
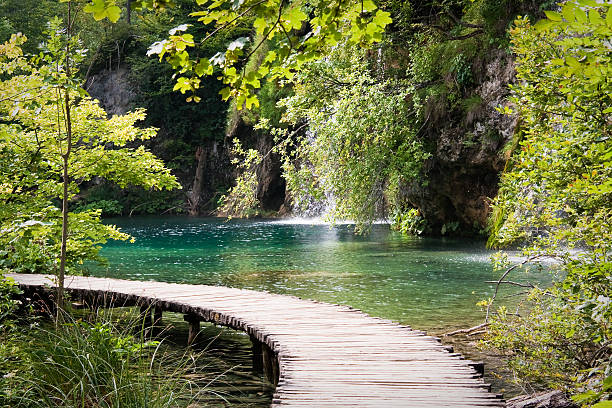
2, 309, 204, 408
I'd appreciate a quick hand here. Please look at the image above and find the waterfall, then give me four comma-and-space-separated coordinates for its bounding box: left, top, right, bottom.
284, 129, 336, 220
291, 187, 336, 219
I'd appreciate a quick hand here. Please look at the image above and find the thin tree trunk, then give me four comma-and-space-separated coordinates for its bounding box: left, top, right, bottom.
58, 153, 69, 317
126, 0, 132, 24
58, 1, 73, 319
188, 146, 205, 216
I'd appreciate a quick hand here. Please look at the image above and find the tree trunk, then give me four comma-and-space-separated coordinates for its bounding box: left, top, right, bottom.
58, 1, 74, 320
188, 146, 205, 216
126, 0, 132, 24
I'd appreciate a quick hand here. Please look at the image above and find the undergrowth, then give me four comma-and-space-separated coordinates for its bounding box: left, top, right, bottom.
0, 308, 206, 408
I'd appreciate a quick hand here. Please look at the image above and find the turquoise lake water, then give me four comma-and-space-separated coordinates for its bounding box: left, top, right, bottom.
93, 216, 541, 332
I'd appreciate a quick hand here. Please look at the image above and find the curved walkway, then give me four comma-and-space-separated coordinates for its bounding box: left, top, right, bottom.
9, 273, 505, 407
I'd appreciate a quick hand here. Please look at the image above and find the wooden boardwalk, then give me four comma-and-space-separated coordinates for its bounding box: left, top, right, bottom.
9, 273, 505, 407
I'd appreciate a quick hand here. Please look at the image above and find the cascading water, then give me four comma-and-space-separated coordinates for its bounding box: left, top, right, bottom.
291, 186, 336, 219
286, 129, 390, 224
286, 129, 338, 220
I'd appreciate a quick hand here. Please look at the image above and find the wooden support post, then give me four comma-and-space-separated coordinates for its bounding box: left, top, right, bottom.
271, 353, 279, 386
468, 361, 485, 377
262, 343, 278, 385
153, 306, 163, 327
250, 336, 263, 373
262, 344, 273, 383
184, 314, 200, 346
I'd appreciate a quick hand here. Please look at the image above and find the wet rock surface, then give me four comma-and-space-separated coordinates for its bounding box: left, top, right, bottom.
405, 49, 518, 234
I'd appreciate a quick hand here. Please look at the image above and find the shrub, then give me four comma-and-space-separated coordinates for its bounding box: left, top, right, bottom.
0, 274, 20, 326
392, 209, 428, 236
483, 2, 612, 405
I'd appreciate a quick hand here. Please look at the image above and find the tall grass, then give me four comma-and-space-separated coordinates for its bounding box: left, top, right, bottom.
11, 308, 204, 408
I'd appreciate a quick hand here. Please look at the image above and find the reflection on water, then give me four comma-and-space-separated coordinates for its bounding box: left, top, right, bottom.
95, 216, 544, 332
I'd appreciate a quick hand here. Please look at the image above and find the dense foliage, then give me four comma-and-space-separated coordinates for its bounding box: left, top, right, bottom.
484, 1, 612, 405
272, 44, 428, 231
0, 275, 20, 326
140, 0, 392, 110
2, 0, 611, 403
247, 0, 530, 231
0, 22, 179, 280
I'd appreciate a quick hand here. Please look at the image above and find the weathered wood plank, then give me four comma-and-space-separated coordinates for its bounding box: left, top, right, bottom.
9, 274, 503, 407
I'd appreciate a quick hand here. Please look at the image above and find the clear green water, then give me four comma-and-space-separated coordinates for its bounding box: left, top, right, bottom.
93, 216, 541, 332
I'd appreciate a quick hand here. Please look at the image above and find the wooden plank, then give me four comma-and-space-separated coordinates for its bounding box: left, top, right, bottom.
9, 273, 504, 407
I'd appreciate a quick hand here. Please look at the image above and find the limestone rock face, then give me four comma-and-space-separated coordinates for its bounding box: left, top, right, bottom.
404, 49, 518, 234
187, 140, 234, 215
86, 67, 136, 116
83, 52, 520, 225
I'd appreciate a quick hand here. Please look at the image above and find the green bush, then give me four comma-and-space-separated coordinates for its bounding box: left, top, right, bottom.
73, 199, 123, 217
484, 2, 612, 405
392, 209, 428, 236
0, 275, 20, 325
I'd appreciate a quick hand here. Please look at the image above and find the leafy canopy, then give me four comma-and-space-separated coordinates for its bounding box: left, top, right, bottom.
0, 22, 179, 275
271, 45, 429, 232
84, 0, 392, 109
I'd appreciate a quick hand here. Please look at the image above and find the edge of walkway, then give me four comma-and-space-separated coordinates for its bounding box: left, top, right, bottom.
8, 273, 506, 408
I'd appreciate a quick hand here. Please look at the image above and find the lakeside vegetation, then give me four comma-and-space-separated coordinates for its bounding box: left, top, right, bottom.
1, 0, 611, 406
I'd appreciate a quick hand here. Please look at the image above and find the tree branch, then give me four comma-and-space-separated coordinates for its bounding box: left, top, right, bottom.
444, 323, 489, 337
486, 255, 542, 322
446, 10, 483, 29
484, 280, 535, 288
241, 0, 285, 77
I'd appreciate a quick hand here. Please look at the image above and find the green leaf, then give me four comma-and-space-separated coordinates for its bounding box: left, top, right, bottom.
106, 5, 122, 23
572, 390, 600, 404
264, 51, 277, 64
366, 22, 378, 36
575, 8, 588, 23
83, 0, 121, 22
173, 77, 193, 93
593, 402, 612, 408
362, 0, 376, 12
589, 9, 604, 25
373, 10, 392, 28
562, 3, 576, 22
534, 19, 554, 31
254, 17, 267, 35
285, 8, 308, 30
245, 93, 259, 109
544, 10, 562, 21
566, 56, 580, 68
219, 86, 231, 100
194, 59, 213, 76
